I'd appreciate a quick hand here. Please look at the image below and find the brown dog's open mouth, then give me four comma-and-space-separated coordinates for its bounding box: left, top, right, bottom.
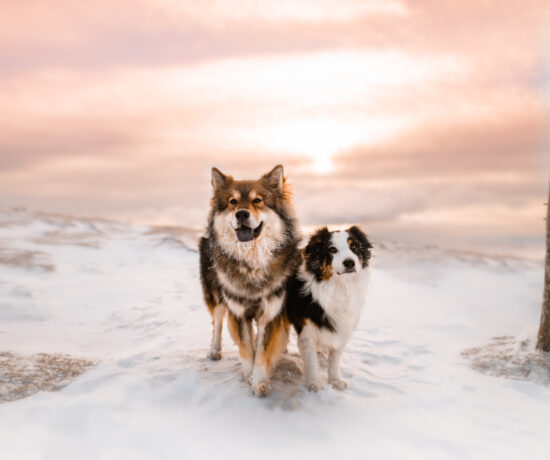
236, 222, 263, 242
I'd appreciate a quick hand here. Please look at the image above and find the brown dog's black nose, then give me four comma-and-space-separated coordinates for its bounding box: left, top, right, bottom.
235, 210, 250, 223
343, 259, 355, 269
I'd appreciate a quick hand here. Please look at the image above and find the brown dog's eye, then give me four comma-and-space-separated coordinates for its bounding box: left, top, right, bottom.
329, 247, 337, 254
229, 198, 237, 205
253, 197, 262, 204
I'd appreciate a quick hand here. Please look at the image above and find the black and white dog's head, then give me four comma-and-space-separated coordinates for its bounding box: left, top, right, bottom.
304, 226, 372, 281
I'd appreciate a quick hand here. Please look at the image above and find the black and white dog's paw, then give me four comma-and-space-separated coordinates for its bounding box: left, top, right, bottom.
329, 378, 347, 391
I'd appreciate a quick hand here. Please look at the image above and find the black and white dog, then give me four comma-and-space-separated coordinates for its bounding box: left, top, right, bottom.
285, 226, 372, 391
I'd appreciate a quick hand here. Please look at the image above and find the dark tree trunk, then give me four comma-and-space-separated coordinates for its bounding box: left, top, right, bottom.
536, 182, 550, 352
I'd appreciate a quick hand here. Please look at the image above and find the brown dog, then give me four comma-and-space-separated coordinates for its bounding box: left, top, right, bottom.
199, 165, 300, 396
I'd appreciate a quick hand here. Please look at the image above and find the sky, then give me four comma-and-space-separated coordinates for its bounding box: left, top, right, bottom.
0, 0, 549, 255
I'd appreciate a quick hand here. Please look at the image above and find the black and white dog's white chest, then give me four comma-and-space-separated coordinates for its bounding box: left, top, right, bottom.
288, 269, 369, 348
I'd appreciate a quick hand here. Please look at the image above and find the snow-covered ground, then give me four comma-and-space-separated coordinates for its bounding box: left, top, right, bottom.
0, 208, 548, 460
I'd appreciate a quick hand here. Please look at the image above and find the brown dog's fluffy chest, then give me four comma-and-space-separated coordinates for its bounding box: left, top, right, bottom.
213, 243, 298, 300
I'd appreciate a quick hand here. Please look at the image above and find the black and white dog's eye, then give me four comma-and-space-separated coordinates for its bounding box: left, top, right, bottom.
229, 198, 238, 205
329, 247, 337, 254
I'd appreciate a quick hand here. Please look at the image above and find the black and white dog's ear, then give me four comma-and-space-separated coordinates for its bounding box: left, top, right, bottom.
305, 226, 330, 255
347, 225, 373, 267
211, 167, 227, 191
304, 227, 333, 281
347, 225, 372, 249
262, 164, 284, 190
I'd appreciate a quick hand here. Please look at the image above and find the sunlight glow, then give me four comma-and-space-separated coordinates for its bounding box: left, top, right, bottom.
311, 154, 334, 174
255, 116, 405, 174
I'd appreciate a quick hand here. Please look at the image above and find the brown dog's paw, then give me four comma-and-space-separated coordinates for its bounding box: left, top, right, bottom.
251, 381, 272, 397
207, 350, 222, 361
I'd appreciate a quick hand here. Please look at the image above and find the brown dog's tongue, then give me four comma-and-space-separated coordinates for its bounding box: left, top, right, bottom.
236, 226, 254, 242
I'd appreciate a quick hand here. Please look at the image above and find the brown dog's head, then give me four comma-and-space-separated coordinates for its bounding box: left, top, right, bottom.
209, 165, 293, 245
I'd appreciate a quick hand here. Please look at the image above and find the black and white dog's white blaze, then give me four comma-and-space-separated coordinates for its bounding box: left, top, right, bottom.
285, 226, 372, 391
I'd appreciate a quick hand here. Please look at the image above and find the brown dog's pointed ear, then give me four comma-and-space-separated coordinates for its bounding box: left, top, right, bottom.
262, 164, 284, 190
211, 167, 227, 191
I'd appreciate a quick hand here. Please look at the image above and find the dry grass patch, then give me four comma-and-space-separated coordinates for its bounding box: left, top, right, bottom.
0, 247, 54, 272
462, 336, 550, 385
0, 351, 93, 403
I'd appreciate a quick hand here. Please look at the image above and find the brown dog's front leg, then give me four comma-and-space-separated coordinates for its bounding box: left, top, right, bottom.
250, 313, 289, 397
226, 311, 255, 381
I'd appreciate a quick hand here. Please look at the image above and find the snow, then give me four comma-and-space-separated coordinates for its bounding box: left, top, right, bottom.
0, 208, 548, 459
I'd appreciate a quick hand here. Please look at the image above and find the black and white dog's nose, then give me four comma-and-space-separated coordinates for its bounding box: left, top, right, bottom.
235, 210, 250, 222
343, 259, 355, 269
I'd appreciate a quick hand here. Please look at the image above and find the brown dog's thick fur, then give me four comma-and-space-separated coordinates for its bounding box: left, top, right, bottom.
199, 165, 300, 397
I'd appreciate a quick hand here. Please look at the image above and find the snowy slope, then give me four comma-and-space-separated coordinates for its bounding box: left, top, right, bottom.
0, 209, 548, 460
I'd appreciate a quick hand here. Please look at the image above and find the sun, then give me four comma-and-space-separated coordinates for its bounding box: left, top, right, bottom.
256, 116, 400, 174
256, 118, 359, 174
311, 153, 334, 173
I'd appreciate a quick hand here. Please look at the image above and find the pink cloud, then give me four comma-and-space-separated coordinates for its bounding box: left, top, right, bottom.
0, 0, 548, 251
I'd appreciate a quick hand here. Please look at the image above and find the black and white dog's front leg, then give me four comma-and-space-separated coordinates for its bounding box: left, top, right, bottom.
297, 322, 323, 392
328, 346, 347, 390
